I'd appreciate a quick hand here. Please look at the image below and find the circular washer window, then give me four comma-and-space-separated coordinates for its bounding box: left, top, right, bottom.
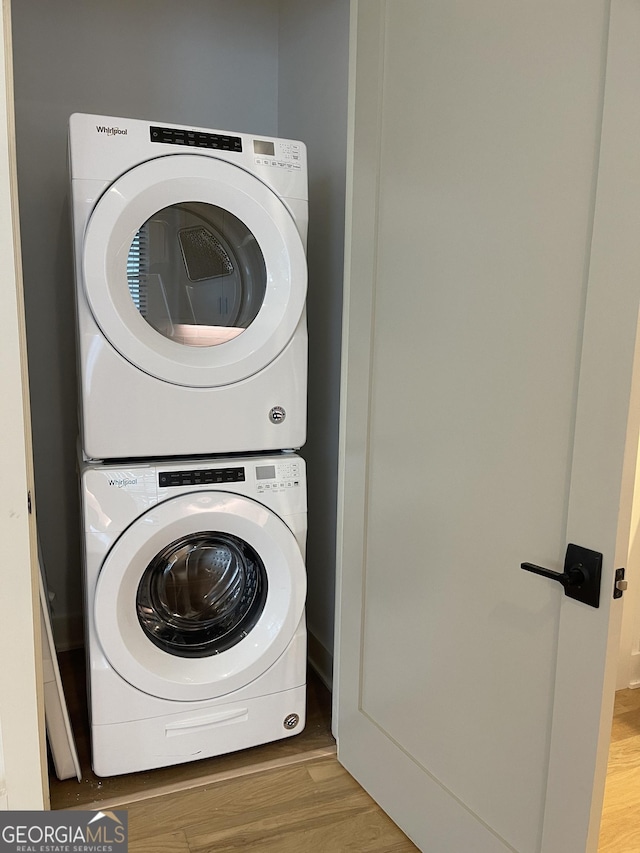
137, 532, 268, 657
93, 491, 306, 701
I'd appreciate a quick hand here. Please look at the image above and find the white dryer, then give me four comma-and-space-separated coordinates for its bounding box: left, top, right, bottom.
69, 113, 308, 460
81, 453, 307, 777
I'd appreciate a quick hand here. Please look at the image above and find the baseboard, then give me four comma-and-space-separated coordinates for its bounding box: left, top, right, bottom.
307, 630, 333, 691
629, 650, 640, 689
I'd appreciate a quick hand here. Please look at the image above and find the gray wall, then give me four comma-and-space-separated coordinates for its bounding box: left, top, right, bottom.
11, 0, 348, 681
278, 0, 350, 681
12, 0, 279, 646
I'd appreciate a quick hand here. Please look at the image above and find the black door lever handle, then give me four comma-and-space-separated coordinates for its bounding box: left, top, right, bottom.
520, 543, 602, 608
520, 561, 589, 589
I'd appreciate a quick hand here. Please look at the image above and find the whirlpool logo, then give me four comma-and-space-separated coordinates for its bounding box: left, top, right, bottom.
96, 125, 128, 136
108, 477, 138, 488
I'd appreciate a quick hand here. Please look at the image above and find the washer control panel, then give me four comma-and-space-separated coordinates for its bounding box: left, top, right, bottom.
159, 467, 245, 488
255, 460, 302, 494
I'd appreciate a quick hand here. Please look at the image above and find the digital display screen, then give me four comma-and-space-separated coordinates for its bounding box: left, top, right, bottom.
256, 465, 276, 480
253, 139, 275, 156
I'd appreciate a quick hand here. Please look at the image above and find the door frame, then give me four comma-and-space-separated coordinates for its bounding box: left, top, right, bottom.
0, 0, 48, 810
541, 1, 640, 845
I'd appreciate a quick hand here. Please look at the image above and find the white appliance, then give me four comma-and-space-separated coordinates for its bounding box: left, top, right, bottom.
69, 113, 308, 460
81, 453, 307, 777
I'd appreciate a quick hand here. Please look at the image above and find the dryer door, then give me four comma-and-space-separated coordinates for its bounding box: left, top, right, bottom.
93, 492, 306, 701
82, 155, 307, 387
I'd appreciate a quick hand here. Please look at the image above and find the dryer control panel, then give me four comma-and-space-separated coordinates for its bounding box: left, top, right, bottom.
150, 125, 242, 152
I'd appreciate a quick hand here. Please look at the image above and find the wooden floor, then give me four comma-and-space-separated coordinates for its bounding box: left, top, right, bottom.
599, 687, 640, 852
50, 649, 337, 810
123, 756, 418, 852
54, 651, 640, 850
50, 649, 417, 850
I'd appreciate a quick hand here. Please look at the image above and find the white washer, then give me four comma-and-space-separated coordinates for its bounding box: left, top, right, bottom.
69, 113, 308, 460
81, 453, 307, 777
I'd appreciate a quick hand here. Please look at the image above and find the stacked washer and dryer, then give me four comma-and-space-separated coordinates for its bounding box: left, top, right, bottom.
69, 113, 309, 776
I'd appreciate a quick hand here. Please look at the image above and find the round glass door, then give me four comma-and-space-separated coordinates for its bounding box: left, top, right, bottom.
136, 532, 267, 657
83, 155, 307, 387
93, 491, 306, 701
127, 203, 267, 348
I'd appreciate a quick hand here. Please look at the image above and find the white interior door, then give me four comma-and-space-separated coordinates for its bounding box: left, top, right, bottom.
335, 2, 640, 852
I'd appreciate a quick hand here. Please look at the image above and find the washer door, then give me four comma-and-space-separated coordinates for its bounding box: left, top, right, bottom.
82, 155, 307, 388
94, 492, 306, 701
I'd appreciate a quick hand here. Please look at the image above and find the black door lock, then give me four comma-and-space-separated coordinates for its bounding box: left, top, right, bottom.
520, 543, 602, 608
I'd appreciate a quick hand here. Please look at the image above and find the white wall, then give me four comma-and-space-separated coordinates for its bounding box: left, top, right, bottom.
0, 0, 47, 807
0, 719, 6, 808
11, 0, 281, 647
278, 0, 350, 682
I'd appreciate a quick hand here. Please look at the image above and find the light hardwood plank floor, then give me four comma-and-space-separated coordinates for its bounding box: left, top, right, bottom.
56, 649, 637, 849
599, 687, 640, 852
124, 756, 418, 853
50, 650, 335, 810
118, 687, 640, 852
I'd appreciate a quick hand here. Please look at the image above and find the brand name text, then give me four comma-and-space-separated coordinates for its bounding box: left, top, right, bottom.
108, 478, 138, 488
96, 125, 128, 136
